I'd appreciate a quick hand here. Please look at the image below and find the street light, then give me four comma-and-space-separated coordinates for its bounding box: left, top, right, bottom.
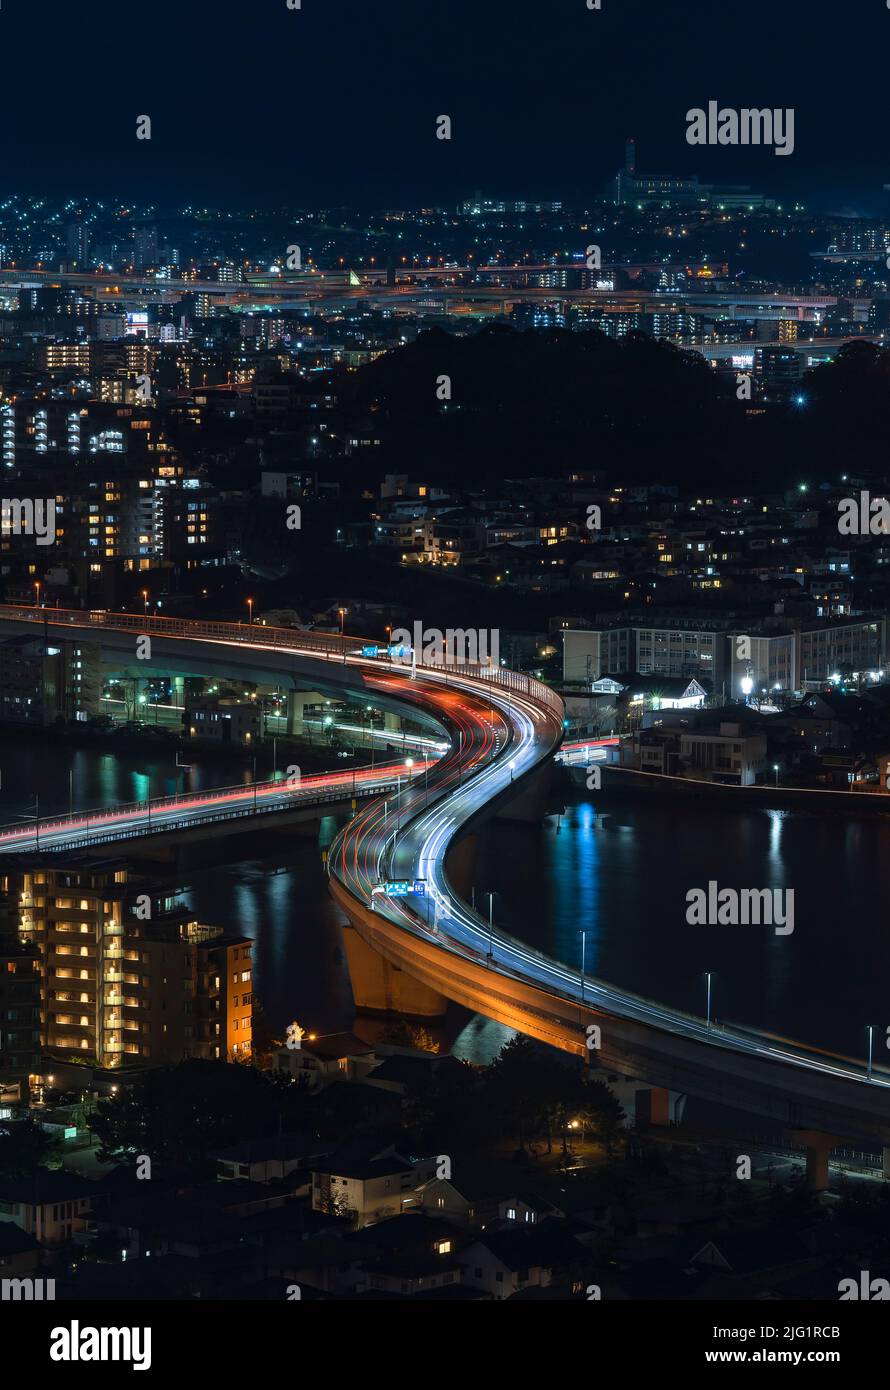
396, 757, 414, 836
141, 589, 149, 616
246, 597, 254, 625
867, 1024, 874, 1080
338, 606, 347, 635
579, 930, 587, 1002
773, 763, 780, 787
705, 971, 713, 1030
486, 891, 495, 962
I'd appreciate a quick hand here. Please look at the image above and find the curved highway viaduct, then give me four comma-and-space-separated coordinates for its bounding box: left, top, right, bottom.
1, 605, 888, 1183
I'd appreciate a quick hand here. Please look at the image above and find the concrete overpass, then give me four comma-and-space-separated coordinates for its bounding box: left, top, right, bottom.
1, 604, 887, 1174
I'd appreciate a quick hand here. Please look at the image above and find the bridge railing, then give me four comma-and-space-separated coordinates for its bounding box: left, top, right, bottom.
39, 780, 400, 854
0, 761, 421, 848
0, 604, 355, 658
409, 657, 565, 723
0, 605, 565, 721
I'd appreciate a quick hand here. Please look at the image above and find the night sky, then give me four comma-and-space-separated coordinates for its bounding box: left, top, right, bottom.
3, 0, 886, 210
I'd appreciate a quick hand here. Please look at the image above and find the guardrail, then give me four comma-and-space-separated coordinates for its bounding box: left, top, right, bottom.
0, 761, 414, 842
14, 780, 401, 854
0, 603, 356, 657
0, 606, 566, 720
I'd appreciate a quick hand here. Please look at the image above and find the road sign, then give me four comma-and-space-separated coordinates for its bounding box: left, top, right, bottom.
372, 879, 426, 898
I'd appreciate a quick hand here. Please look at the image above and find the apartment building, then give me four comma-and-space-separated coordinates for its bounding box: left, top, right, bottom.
4, 862, 251, 1067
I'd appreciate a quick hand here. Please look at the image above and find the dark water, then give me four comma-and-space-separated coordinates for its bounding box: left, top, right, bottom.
3, 739, 886, 1063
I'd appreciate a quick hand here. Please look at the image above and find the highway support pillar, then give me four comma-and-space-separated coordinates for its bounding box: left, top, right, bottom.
792, 1130, 842, 1193
341, 924, 448, 1020
286, 690, 317, 736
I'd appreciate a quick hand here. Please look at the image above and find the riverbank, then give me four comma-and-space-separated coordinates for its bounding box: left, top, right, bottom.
563, 762, 890, 815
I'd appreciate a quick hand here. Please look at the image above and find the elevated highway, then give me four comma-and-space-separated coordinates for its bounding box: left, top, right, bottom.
0, 604, 887, 1158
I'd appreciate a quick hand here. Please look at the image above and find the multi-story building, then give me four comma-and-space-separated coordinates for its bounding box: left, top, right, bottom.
679, 722, 768, 786
7, 861, 252, 1067
565, 616, 888, 697
0, 936, 42, 1095
562, 623, 729, 691
0, 636, 101, 726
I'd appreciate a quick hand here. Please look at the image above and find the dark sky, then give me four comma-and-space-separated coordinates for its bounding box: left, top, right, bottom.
3, 0, 886, 211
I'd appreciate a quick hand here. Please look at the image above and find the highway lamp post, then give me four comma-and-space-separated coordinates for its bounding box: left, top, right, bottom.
487, 891, 494, 963
705, 971, 713, 1031
579, 930, 587, 1003
773, 763, 780, 787
69, 768, 73, 817
142, 589, 149, 617
272, 737, 278, 779
253, 757, 258, 811
867, 1024, 874, 1081
246, 597, 254, 626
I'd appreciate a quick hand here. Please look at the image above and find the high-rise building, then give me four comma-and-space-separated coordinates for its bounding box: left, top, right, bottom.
65, 220, 91, 268
133, 225, 158, 272
8, 860, 253, 1067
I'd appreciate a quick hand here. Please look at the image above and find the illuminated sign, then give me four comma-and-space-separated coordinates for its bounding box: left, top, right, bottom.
373, 879, 427, 898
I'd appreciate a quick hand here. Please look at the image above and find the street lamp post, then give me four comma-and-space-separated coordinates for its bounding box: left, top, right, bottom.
705, 971, 713, 1031
773, 763, 780, 787
867, 1024, 874, 1080
142, 589, 149, 617
487, 891, 494, 962
246, 597, 254, 626
579, 930, 587, 1003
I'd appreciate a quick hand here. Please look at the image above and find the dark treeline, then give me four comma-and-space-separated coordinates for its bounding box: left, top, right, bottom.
347, 327, 888, 492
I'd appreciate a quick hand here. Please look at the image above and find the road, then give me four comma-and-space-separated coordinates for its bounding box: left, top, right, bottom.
0, 759, 431, 854
1, 603, 888, 1110
329, 667, 890, 1099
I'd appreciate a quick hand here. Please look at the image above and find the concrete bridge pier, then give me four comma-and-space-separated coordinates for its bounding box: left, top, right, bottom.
286, 690, 320, 736
494, 759, 553, 826
792, 1129, 842, 1192
341, 922, 448, 1020
444, 833, 479, 902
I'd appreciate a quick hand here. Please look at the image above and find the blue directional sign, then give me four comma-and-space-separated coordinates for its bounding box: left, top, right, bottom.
413, 879, 427, 896
361, 644, 380, 658
383, 880, 411, 897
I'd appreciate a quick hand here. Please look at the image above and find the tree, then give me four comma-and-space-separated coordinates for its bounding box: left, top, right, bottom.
379, 1019, 440, 1053
484, 1036, 550, 1151
87, 1060, 282, 1169
0, 1120, 63, 1178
